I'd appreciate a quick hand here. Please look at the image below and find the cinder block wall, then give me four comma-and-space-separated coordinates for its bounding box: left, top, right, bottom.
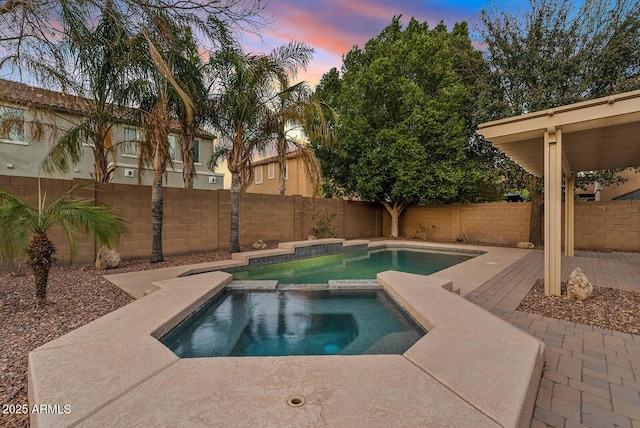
2, 175, 638, 266
391, 200, 640, 251
391, 203, 531, 245
573, 200, 640, 250
0, 176, 380, 265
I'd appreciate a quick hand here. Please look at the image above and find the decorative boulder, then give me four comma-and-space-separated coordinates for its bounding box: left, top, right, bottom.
308, 235, 317, 240
566, 267, 593, 301
517, 241, 535, 249
252, 240, 267, 250
95, 247, 121, 270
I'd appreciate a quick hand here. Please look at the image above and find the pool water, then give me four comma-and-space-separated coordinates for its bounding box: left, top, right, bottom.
161, 289, 425, 357
228, 248, 474, 284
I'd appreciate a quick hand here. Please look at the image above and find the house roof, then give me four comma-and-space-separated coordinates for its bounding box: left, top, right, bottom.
252, 150, 304, 167
0, 78, 93, 114
0, 78, 215, 139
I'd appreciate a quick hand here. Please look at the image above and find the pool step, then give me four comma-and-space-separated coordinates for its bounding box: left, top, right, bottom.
364, 331, 424, 355
328, 280, 380, 289
227, 280, 278, 291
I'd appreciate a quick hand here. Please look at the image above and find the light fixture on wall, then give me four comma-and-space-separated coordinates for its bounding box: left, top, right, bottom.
6, 163, 14, 169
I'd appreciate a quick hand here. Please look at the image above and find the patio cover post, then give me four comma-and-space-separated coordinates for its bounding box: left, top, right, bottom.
544, 126, 562, 295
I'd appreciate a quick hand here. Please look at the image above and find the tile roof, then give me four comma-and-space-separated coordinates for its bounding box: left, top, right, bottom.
0, 78, 93, 114
252, 149, 304, 167
0, 78, 215, 138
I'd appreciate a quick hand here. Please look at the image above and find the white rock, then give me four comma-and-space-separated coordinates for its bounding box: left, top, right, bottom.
95, 247, 121, 270
516, 242, 535, 249
252, 240, 267, 249
566, 267, 593, 301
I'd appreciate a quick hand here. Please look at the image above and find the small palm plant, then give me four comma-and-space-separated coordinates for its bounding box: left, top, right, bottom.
0, 181, 128, 306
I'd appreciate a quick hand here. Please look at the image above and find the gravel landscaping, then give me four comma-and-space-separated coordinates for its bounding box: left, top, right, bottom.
0, 248, 249, 428
519, 278, 640, 335
2, 245, 639, 427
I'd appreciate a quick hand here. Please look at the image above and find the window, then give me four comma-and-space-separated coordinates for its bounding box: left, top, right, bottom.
267, 162, 275, 179
193, 140, 200, 163
123, 127, 140, 156
284, 160, 289, 180
0, 107, 25, 143
168, 134, 181, 161
255, 165, 263, 184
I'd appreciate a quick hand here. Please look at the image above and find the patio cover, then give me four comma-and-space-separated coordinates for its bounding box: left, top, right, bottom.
477, 90, 640, 295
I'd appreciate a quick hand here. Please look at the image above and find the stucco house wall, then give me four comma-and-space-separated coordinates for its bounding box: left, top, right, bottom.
0, 79, 224, 189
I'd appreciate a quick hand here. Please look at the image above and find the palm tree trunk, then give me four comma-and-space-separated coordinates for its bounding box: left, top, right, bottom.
230, 172, 241, 253
151, 153, 164, 263
28, 233, 56, 307
277, 131, 287, 196
182, 125, 196, 188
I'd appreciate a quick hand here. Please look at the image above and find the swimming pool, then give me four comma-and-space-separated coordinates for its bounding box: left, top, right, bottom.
161, 288, 425, 357
228, 247, 475, 284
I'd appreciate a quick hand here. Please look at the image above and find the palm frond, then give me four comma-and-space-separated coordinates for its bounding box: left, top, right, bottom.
208, 143, 231, 171
0, 190, 35, 262
41, 125, 87, 175
9, 181, 130, 258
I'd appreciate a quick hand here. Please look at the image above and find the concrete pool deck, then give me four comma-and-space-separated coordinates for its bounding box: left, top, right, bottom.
28, 240, 545, 427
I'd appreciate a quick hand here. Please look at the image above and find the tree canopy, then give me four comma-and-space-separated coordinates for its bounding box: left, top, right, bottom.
478, 0, 640, 244
314, 17, 484, 236
0, 0, 264, 87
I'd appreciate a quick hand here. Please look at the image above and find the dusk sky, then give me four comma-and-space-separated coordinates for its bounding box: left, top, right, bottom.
246, 0, 529, 86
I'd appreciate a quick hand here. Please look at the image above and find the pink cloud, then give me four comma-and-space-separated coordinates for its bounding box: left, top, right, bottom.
255, 0, 486, 85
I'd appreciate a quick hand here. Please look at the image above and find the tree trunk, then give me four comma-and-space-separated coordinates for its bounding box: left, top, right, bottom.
28, 233, 56, 307
277, 132, 287, 196
182, 125, 196, 188
94, 124, 113, 183
230, 172, 241, 253
150, 156, 164, 263
529, 176, 544, 246
94, 147, 108, 183
382, 201, 410, 238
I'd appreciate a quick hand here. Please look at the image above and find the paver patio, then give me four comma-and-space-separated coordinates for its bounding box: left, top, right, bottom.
466, 249, 640, 427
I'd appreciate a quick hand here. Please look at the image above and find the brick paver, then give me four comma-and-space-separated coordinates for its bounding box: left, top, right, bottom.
466, 249, 640, 427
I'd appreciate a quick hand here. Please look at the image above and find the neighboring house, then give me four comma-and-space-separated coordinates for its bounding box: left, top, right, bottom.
245, 150, 318, 197
0, 79, 224, 189
575, 168, 640, 201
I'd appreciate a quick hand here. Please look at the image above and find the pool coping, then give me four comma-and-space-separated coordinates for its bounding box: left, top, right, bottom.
29, 240, 544, 427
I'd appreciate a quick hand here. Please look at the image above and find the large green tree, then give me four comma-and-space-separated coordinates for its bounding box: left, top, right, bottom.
479, 0, 640, 245
315, 17, 483, 236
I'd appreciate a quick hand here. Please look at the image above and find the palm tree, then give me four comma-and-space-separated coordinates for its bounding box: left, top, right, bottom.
206, 47, 280, 252
0, 181, 127, 306
167, 29, 210, 188
126, 13, 200, 262
41, 1, 132, 183
206, 41, 318, 252
268, 80, 336, 196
